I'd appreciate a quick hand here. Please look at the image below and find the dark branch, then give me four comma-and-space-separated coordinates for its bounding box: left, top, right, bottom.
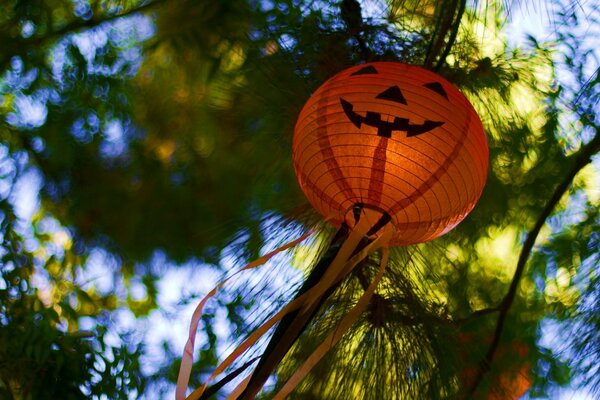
424, 0, 462, 69
466, 130, 600, 397
340, 0, 372, 61
454, 306, 501, 324
434, 0, 466, 71
37, 0, 164, 43
0, 0, 165, 72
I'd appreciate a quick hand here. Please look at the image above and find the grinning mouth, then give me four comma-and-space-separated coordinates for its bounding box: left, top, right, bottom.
340, 98, 444, 138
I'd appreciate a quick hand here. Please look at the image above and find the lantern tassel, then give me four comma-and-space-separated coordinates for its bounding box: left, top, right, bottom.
235, 207, 393, 399
273, 240, 392, 399
175, 228, 317, 400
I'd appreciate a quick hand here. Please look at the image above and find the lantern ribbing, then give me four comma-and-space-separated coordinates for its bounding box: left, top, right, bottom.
293, 62, 488, 245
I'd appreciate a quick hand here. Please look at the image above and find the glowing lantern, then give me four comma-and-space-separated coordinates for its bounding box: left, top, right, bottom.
294, 62, 488, 245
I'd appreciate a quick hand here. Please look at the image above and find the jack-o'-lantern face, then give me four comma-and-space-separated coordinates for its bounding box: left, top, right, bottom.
340, 65, 449, 138
293, 62, 488, 246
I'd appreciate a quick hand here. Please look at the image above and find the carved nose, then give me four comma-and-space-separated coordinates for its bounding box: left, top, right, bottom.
375, 86, 407, 105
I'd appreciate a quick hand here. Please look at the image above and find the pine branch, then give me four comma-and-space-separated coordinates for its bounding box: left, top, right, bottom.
0, 0, 164, 71
34, 0, 164, 44
455, 306, 500, 324
340, 0, 372, 62
433, 0, 466, 71
424, 0, 463, 69
465, 130, 600, 398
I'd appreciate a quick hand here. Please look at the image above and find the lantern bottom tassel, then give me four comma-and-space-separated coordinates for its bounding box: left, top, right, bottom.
182, 206, 394, 400
234, 206, 394, 399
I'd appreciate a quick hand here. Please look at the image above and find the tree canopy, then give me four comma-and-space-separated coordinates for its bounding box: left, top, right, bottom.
0, 0, 599, 399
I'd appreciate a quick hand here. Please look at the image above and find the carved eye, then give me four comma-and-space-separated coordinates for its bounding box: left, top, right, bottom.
351, 65, 379, 76
375, 86, 407, 105
422, 82, 448, 100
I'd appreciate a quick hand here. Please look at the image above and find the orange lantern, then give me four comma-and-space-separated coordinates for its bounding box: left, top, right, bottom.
293, 62, 488, 245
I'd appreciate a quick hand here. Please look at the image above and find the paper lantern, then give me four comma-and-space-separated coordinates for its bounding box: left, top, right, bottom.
293, 62, 488, 246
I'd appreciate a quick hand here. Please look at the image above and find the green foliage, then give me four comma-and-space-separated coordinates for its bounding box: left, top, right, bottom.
0, 0, 599, 398
0, 197, 145, 399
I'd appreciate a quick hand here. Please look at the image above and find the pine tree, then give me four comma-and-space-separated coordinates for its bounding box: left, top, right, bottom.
0, 1, 598, 398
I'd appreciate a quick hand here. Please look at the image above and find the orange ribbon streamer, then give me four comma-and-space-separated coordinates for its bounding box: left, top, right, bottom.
188, 219, 369, 400
180, 209, 391, 399
187, 273, 327, 400
229, 211, 393, 398
175, 228, 316, 400
273, 227, 393, 399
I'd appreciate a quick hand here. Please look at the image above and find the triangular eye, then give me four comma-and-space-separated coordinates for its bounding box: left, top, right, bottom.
423, 82, 448, 99
351, 65, 378, 76
375, 86, 407, 105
